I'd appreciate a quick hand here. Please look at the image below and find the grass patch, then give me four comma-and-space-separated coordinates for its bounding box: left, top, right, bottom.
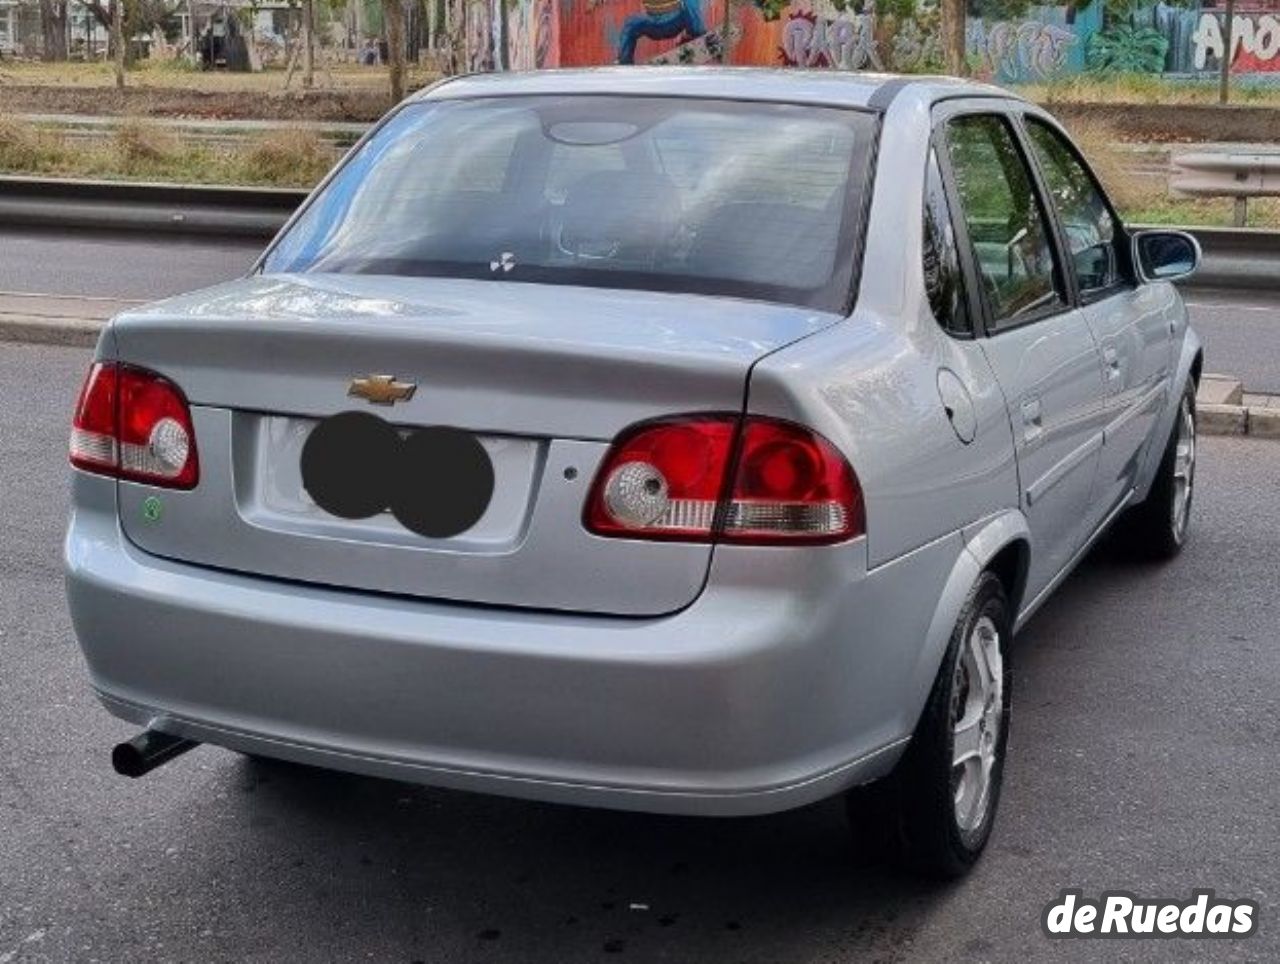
0, 115, 67, 170
113, 118, 180, 165
237, 128, 336, 186
1122, 197, 1280, 229
0, 114, 339, 187
1019, 73, 1280, 106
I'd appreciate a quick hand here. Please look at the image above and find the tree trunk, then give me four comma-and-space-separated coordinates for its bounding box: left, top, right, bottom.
1219, 0, 1236, 105
443, 0, 465, 75
498, 0, 509, 70
40, 0, 69, 61
382, 0, 406, 102
941, 0, 966, 77
352, 0, 365, 51
302, 0, 316, 88
112, 0, 126, 89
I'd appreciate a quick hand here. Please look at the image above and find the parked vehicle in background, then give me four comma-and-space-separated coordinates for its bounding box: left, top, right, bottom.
65, 69, 1202, 878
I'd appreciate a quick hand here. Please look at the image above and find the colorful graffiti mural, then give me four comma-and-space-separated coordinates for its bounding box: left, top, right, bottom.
1192, 9, 1280, 71
464, 0, 1280, 81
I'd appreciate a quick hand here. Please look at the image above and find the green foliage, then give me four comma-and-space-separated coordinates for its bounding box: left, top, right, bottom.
754, 0, 881, 20
1086, 23, 1169, 74
752, 0, 791, 21
967, 0, 1093, 20
877, 0, 921, 20
969, 0, 1033, 22
1101, 0, 1189, 19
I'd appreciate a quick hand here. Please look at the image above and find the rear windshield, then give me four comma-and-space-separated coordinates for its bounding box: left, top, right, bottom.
262, 95, 876, 311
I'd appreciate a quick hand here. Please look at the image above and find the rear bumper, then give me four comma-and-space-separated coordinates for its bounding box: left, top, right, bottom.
66, 473, 958, 816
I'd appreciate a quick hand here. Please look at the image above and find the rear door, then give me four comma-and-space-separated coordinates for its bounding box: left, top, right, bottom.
1020, 113, 1173, 522
937, 106, 1107, 602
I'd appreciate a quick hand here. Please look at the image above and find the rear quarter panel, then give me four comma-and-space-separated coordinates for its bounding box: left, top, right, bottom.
746, 312, 1017, 568
746, 91, 1019, 569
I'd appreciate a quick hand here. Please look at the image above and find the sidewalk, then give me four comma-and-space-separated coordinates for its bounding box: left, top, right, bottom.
1199, 374, 1280, 439
0, 291, 137, 348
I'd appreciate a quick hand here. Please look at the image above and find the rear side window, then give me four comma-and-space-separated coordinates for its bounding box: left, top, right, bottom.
1024, 118, 1120, 296
923, 148, 970, 336
944, 114, 1065, 331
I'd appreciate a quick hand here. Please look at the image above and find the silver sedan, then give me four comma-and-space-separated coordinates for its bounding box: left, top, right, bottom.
65, 68, 1201, 878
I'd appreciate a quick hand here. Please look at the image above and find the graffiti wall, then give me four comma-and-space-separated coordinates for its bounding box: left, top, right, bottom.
1189, 1, 1280, 72
557, 0, 727, 65
466, 0, 1280, 80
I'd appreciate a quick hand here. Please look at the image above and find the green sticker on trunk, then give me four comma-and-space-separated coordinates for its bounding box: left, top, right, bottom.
142, 496, 163, 523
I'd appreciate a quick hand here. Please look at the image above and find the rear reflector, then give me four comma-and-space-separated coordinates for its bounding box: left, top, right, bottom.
70, 362, 200, 489
585, 415, 863, 545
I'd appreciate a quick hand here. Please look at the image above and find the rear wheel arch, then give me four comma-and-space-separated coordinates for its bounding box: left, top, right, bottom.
962, 510, 1032, 619
904, 513, 1027, 741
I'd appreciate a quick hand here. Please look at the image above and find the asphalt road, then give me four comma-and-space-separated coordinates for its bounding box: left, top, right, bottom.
1183, 289, 1280, 395
1, 341, 1277, 963
0, 227, 262, 303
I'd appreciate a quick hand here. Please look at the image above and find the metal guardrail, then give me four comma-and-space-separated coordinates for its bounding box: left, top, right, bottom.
1170, 150, 1280, 227
0, 176, 1275, 289
0, 175, 308, 240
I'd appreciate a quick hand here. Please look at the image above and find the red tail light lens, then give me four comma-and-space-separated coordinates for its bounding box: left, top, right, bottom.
69, 363, 119, 474
585, 415, 863, 545
723, 418, 864, 544
70, 363, 199, 489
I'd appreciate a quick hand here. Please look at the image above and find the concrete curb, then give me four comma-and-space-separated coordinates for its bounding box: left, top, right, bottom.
1196, 375, 1280, 439
0, 292, 135, 349
0, 315, 104, 348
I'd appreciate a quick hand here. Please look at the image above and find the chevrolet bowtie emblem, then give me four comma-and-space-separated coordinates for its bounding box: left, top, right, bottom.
348, 374, 417, 405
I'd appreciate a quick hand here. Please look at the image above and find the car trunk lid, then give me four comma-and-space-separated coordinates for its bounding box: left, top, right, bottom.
110, 274, 840, 615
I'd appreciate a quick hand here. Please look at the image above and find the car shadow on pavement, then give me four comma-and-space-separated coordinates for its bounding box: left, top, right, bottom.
220, 751, 955, 959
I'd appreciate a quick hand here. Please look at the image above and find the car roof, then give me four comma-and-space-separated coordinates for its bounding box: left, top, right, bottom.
415, 67, 1017, 113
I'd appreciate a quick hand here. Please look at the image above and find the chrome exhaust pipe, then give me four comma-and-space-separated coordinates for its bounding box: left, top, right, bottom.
111, 729, 198, 778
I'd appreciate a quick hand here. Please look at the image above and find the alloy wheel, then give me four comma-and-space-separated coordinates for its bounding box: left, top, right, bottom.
951, 615, 1003, 833
1171, 396, 1196, 544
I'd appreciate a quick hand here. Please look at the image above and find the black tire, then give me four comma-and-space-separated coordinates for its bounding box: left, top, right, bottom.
846, 571, 1013, 879
1115, 379, 1196, 561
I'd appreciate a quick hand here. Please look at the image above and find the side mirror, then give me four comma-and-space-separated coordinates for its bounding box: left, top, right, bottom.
1132, 229, 1201, 284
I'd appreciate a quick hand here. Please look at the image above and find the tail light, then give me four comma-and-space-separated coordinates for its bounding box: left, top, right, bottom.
70, 362, 199, 489
584, 415, 863, 545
